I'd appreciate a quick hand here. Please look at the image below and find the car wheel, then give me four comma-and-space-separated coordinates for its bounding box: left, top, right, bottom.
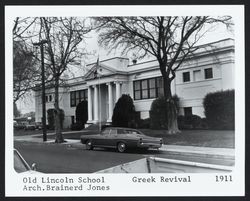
85, 140, 93, 150
117, 142, 126, 153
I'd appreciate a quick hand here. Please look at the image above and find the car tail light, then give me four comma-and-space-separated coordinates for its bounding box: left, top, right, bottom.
139, 138, 143, 144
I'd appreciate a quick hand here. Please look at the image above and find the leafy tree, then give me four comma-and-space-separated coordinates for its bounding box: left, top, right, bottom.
112, 94, 136, 127
95, 16, 232, 134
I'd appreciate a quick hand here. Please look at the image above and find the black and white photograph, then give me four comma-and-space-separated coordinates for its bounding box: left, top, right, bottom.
5, 5, 244, 196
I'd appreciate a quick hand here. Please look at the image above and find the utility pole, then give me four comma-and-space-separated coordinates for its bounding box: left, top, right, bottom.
33, 40, 47, 142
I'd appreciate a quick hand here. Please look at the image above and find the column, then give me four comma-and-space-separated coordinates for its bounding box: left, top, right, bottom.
93, 85, 98, 121
87, 86, 92, 122
115, 81, 121, 101
107, 82, 113, 122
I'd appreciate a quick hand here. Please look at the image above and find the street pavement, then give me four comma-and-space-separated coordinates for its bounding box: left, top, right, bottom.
14, 133, 235, 160
14, 140, 235, 173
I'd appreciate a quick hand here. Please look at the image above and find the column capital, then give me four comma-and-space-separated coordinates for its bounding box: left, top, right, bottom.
106, 82, 113, 86
114, 81, 123, 84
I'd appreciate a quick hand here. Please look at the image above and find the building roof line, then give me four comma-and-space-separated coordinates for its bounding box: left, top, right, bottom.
128, 38, 234, 67
86, 57, 129, 66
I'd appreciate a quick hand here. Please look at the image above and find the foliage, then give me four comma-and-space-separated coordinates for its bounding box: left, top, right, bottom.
177, 115, 203, 129
203, 90, 234, 130
112, 94, 136, 127
47, 108, 65, 129
71, 122, 85, 131
75, 100, 88, 125
150, 95, 179, 129
137, 118, 151, 129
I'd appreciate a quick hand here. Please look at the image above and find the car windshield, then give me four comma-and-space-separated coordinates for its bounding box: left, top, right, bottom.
14, 150, 30, 173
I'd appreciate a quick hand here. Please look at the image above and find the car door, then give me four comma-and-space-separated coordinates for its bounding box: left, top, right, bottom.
94, 128, 110, 146
107, 128, 118, 147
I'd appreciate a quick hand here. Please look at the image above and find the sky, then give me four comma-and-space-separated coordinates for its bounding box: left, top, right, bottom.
16, 21, 234, 115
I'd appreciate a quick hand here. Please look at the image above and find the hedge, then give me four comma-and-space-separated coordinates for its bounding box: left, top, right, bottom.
203, 90, 234, 130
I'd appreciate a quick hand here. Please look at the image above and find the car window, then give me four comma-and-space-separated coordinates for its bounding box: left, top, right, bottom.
101, 128, 110, 135
117, 129, 125, 134
14, 150, 29, 173
124, 129, 140, 134
110, 129, 117, 135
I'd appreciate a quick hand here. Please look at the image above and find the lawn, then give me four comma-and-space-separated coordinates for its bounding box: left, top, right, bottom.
140, 129, 235, 148
14, 128, 235, 149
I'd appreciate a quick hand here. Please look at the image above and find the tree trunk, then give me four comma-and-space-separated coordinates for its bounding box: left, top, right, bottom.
54, 75, 64, 143
163, 77, 181, 134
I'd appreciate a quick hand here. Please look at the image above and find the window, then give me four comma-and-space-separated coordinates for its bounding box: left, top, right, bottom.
49, 95, 52, 102
183, 72, 190, 82
184, 107, 192, 116
149, 78, 156, 98
204, 68, 213, 79
133, 76, 164, 100
141, 80, 148, 99
70, 89, 88, 107
134, 81, 141, 100
193, 70, 201, 81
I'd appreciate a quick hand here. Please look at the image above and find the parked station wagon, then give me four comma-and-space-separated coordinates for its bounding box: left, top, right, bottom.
80, 127, 163, 153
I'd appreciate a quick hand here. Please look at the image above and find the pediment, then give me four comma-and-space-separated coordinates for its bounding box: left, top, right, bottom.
84, 64, 117, 80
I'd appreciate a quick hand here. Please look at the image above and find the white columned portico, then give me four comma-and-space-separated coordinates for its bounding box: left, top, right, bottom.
93, 85, 98, 122
87, 86, 93, 122
115, 81, 122, 101
107, 82, 113, 122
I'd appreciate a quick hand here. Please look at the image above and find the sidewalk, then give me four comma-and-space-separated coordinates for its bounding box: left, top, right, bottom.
14, 134, 235, 160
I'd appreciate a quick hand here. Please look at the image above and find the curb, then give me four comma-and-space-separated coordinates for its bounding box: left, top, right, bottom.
68, 141, 234, 160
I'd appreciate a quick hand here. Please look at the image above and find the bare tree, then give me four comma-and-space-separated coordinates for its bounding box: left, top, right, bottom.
13, 40, 39, 103
39, 17, 92, 143
94, 16, 232, 134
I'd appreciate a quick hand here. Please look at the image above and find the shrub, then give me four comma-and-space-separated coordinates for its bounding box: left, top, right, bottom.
71, 122, 85, 131
150, 95, 179, 129
185, 115, 202, 129
47, 108, 65, 129
177, 115, 202, 129
203, 90, 234, 130
112, 94, 136, 127
75, 100, 88, 125
137, 118, 150, 129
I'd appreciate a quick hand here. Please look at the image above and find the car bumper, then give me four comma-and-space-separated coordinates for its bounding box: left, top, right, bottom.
137, 142, 162, 149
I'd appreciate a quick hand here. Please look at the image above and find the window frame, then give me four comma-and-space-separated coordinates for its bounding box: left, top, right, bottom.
70, 89, 88, 107
133, 76, 164, 100
204, 68, 213, 79
183, 71, 190, 82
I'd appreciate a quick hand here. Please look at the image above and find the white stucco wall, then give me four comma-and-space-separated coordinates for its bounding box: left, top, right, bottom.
34, 39, 235, 125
